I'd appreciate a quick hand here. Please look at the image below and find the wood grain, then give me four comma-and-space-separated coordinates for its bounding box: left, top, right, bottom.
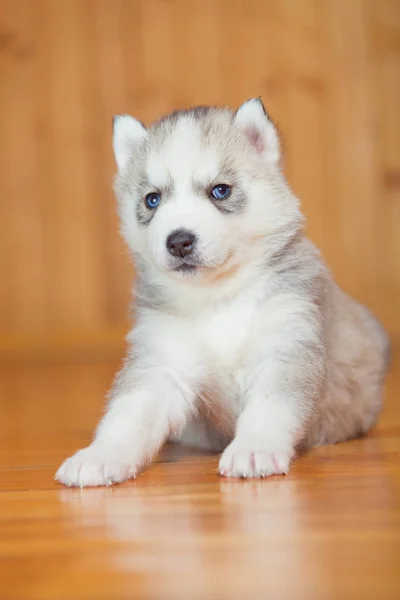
0, 0, 399, 356
0, 349, 399, 599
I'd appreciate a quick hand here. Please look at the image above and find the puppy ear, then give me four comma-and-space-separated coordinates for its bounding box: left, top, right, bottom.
112, 115, 148, 172
234, 98, 280, 164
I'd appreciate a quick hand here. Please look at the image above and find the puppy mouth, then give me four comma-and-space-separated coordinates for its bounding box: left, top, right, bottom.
173, 262, 199, 274
170, 254, 227, 275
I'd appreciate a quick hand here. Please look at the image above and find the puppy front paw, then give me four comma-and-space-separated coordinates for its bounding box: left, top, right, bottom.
219, 440, 293, 479
55, 444, 137, 487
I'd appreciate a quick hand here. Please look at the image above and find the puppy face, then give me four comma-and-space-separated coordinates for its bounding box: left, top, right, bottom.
113, 100, 299, 281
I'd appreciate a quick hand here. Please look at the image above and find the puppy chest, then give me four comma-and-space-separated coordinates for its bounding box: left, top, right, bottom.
194, 301, 256, 367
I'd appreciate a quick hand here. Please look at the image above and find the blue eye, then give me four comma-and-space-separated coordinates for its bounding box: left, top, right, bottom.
211, 184, 231, 200
145, 192, 161, 209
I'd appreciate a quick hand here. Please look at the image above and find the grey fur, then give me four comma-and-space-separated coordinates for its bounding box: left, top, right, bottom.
135, 176, 174, 226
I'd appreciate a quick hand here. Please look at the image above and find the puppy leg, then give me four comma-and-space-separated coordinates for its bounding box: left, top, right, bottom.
56, 364, 197, 487
219, 397, 300, 478
219, 300, 325, 478
56, 314, 203, 487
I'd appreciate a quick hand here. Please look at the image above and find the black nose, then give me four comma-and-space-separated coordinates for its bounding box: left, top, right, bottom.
166, 230, 196, 258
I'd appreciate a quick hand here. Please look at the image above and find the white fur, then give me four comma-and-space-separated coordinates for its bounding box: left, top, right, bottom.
113, 115, 147, 172
234, 98, 281, 164
56, 100, 389, 486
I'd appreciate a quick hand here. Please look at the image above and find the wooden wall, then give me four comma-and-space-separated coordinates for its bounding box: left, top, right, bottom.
1, 0, 399, 359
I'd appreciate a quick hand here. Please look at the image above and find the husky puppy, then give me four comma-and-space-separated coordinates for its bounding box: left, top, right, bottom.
56, 99, 390, 486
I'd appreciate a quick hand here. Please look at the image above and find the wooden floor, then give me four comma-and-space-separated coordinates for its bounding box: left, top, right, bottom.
1, 349, 399, 600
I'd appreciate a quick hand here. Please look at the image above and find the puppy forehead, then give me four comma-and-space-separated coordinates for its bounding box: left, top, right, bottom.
146, 118, 220, 187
